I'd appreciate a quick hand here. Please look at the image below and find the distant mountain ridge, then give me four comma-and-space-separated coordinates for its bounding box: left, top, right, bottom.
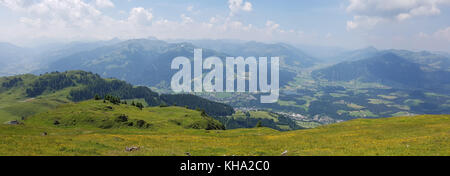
185, 39, 317, 68
38, 39, 308, 88
0, 42, 37, 76
39, 39, 230, 86
327, 46, 450, 71
383, 49, 450, 72
312, 52, 450, 91
0, 39, 123, 77
36, 38, 123, 67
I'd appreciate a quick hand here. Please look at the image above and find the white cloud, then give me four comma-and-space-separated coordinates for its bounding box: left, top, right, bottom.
346, 15, 383, 31
180, 14, 193, 24
95, 0, 114, 8
209, 17, 218, 23
265, 20, 280, 31
0, 0, 311, 46
242, 2, 252, 11
228, 0, 252, 16
128, 7, 153, 25
19, 17, 41, 28
346, 20, 358, 30
186, 5, 193, 12
396, 13, 412, 21
3, 0, 103, 29
0, 0, 27, 11
434, 26, 450, 41
346, 0, 450, 30
404, 27, 450, 51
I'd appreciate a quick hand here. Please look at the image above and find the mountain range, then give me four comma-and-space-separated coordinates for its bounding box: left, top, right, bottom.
312, 52, 450, 91
38, 39, 230, 86
1, 38, 450, 123
2, 39, 448, 90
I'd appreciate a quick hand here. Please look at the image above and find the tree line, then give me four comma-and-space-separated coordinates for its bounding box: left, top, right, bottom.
25, 71, 234, 117
2, 77, 22, 88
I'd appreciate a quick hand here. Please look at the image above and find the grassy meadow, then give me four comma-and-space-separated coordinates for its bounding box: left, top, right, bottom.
0, 74, 71, 123
0, 100, 448, 156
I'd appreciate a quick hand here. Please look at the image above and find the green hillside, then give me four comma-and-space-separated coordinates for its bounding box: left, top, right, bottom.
0, 73, 71, 123
0, 71, 234, 123
0, 99, 448, 156
27, 100, 225, 130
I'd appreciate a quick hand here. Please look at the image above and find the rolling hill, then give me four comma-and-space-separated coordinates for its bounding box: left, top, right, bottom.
0, 70, 234, 123
27, 100, 225, 130
0, 101, 448, 156
0, 70, 310, 132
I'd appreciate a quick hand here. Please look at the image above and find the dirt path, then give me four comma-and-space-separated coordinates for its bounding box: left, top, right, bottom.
20, 98, 35, 102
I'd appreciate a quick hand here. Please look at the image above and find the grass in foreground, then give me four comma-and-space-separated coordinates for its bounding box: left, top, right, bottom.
0, 100, 448, 156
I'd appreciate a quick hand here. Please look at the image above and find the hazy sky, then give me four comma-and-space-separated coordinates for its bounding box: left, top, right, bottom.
0, 0, 449, 52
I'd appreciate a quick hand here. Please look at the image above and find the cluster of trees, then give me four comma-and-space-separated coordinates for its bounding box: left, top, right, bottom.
131, 101, 144, 110
72, 78, 234, 116
95, 94, 145, 110
69, 78, 160, 106
66, 71, 103, 85
26, 73, 75, 97
214, 112, 302, 131
2, 77, 22, 88
103, 95, 121, 105
160, 94, 234, 117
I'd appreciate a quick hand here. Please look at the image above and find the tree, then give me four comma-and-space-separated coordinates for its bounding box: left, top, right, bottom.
255, 121, 263, 128
136, 102, 144, 110
94, 94, 101, 100
200, 109, 207, 117
159, 102, 168, 107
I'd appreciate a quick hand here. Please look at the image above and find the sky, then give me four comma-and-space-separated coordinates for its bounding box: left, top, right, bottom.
0, 0, 449, 52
